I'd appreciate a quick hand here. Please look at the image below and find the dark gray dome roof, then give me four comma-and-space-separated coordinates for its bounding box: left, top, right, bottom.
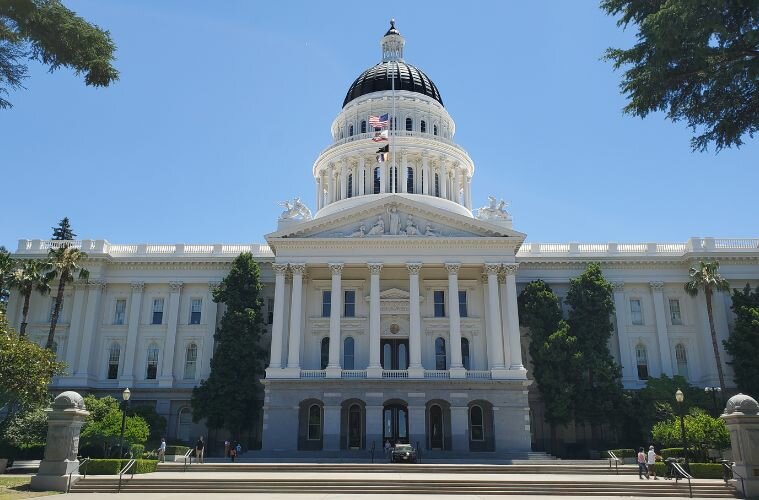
342, 61, 443, 108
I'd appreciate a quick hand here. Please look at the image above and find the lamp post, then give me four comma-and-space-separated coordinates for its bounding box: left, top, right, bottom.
675, 388, 689, 470
704, 386, 722, 416
118, 388, 131, 459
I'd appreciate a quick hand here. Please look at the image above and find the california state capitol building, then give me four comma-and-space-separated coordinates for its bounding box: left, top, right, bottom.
7, 21, 759, 456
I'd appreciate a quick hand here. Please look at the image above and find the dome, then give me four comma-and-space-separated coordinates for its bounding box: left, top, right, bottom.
724, 393, 759, 415
342, 61, 444, 108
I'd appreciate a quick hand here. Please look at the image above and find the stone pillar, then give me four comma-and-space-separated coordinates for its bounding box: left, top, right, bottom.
612, 282, 636, 382
650, 281, 674, 377
75, 280, 105, 379
63, 282, 87, 374
407, 263, 423, 377
340, 160, 347, 200
721, 394, 759, 498
450, 406, 469, 451
267, 264, 288, 372
401, 153, 408, 193
315, 176, 322, 211
379, 162, 386, 193
327, 164, 334, 204
440, 163, 448, 200
464, 174, 472, 210
453, 165, 462, 204
119, 282, 144, 386
446, 263, 465, 377
367, 263, 383, 378
326, 263, 344, 378
359, 158, 366, 196
323, 405, 341, 450
422, 154, 430, 195
286, 264, 305, 371
159, 281, 182, 387
497, 273, 512, 369
31, 392, 89, 492
484, 264, 506, 374
503, 264, 525, 371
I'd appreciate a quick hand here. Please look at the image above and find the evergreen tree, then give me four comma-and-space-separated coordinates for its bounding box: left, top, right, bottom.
0, 246, 12, 308
51, 217, 76, 240
724, 284, 759, 396
191, 252, 266, 441
565, 263, 623, 442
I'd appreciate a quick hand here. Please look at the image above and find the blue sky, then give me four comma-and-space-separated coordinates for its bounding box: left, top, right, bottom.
2, 1, 757, 251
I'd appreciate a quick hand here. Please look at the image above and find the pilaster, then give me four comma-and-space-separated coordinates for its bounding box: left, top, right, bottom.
119, 281, 144, 386
446, 263, 465, 378
407, 263, 423, 378
326, 263, 344, 378
159, 281, 183, 387
650, 281, 674, 376
367, 263, 383, 378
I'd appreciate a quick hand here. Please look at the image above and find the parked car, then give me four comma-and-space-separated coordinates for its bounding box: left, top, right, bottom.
391, 443, 417, 463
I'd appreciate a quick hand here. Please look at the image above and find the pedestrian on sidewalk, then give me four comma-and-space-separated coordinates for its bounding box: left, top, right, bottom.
195, 436, 205, 464
158, 438, 166, 463
224, 439, 230, 458
637, 447, 649, 479
230, 443, 237, 462
235, 442, 242, 458
647, 445, 659, 480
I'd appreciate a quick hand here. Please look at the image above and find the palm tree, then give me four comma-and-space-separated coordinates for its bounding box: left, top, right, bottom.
9, 259, 52, 336
45, 246, 88, 349
0, 246, 13, 305
684, 260, 730, 391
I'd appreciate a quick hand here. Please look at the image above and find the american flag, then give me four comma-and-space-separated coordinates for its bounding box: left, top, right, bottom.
369, 114, 389, 128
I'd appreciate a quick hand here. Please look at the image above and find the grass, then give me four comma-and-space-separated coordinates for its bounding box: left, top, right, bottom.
0, 477, 58, 499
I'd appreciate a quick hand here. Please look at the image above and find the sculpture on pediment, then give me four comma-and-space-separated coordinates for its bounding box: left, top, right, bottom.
476, 195, 511, 221
347, 225, 366, 238
401, 215, 419, 236
367, 216, 385, 235
387, 206, 401, 235
278, 197, 313, 221
424, 224, 438, 237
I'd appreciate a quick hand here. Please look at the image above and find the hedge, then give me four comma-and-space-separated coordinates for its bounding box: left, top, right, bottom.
650, 462, 724, 479
606, 448, 635, 458
85, 459, 158, 475
165, 445, 190, 456
0, 443, 46, 462
130, 444, 145, 457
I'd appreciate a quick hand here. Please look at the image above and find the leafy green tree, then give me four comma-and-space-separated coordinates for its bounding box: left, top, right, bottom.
80, 395, 149, 457
602, 1, 759, 152
191, 252, 266, 440
0, 246, 12, 308
0, 0, 118, 109
51, 217, 76, 241
8, 259, 51, 336
566, 263, 624, 442
651, 407, 730, 452
724, 284, 759, 396
131, 404, 167, 442
1, 406, 48, 448
44, 245, 88, 349
685, 261, 730, 392
0, 313, 65, 425
519, 280, 581, 448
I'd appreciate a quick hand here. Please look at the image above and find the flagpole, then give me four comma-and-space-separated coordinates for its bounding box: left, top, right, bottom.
391, 59, 396, 193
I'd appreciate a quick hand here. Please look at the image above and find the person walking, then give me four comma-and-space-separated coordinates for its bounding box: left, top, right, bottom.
224, 439, 230, 458
647, 445, 659, 480
158, 438, 166, 463
637, 447, 649, 479
229, 443, 237, 462
195, 436, 205, 464
235, 442, 242, 458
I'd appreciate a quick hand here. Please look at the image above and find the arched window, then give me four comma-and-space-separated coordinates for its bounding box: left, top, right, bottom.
349, 124, 354, 137
184, 343, 198, 380
361, 120, 367, 134
107, 342, 120, 380
178, 407, 192, 442
398, 342, 407, 369
382, 343, 392, 370
469, 405, 484, 441
675, 344, 688, 379
146, 343, 159, 379
373, 167, 381, 194
434, 173, 440, 197
347, 173, 353, 198
406, 167, 414, 193
435, 337, 447, 370
308, 404, 322, 440
405, 117, 413, 131
636, 344, 649, 380
433, 124, 438, 136
320, 337, 329, 370
344, 337, 355, 370
420, 120, 427, 133
461, 338, 470, 370
392, 166, 399, 192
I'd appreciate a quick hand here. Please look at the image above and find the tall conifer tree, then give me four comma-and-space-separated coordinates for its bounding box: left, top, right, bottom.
725, 284, 759, 396
51, 217, 76, 240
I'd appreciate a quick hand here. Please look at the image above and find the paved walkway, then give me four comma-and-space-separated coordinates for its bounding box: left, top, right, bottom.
53, 494, 730, 500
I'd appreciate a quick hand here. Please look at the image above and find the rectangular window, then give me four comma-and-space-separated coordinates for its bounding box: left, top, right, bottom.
267, 298, 274, 325
458, 290, 468, 318
669, 299, 682, 325
190, 298, 202, 325
152, 298, 164, 325
434, 291, 446, 317
630, 299, 643, 325
114, 299, 126, 325
146, 347, 159, 379
344, 290, 356, 317
322, 290, 331, 317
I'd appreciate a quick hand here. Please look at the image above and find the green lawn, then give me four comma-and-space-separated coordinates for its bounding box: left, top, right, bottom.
0, 477, 58, 500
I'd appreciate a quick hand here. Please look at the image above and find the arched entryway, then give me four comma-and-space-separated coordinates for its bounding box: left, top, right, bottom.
340, 399, 366, 450
425, 400, 451, 450
383, 399, 408, 445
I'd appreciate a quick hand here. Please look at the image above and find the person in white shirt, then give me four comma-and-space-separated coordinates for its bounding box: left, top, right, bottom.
158, 438, 166, 463
647, 445, 659, 480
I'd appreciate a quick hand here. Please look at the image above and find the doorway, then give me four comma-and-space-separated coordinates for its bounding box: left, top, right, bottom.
383, 404, 408, 445
348, 404, 362, 449
381, 339, 408, 370
429, 404, 444, 449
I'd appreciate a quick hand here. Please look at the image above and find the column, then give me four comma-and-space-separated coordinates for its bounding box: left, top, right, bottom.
75, 280, 105, 379
267, 263, 288, 372
326, 263, 344, 377
407, 263, 423, 377
613, 282, 636, 382
422, 155, 430, 195
358, 158, 366, 196
339, 161, 347, 200
401, 153, 408, 193
446, 263, 465, 377
201, 281, 219, 379
326, 164, 334, 204
464, 175, 472, 210
502, 264, 525, 371
497, 272, 512, 368
367, 263, 383, 378
159, 281, 182, 386
484, 264, 506, 373
286, 264, 305, 371
440, 164, 448, 200
119, 282, 144, 385
453, 165, 462, 205
315, 176, 322, 211
379, 162, 386, 193
63, 282, 87, 374
650, 281, 674, 376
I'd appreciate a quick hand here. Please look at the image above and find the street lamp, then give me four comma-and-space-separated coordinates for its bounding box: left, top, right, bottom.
704, 386, 722, 415
675, 388, 689, 470
118, 388, 131, 459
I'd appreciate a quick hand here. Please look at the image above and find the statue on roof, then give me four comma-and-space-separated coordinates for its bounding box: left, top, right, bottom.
477, 195, 511, 221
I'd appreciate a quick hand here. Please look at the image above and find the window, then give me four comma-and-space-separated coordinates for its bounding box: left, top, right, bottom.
405, 117, 412, 131
308, 404, 321, 440
406, 167, 414, 193
107, 342, 120, 379
321, 290, 331, 317
267, 298, 274, 325
49, 297, 63, 321
349, 124, 354, 136
373, 167, 381, 194
458, 290, 468, 317
433, 290, 445, 317
630, 299, 643, 325
420, 120, 426, 133
146, 344, 159, 379
320, 337, 329, 370
470, 405, 484, 441
669, 299, 682, 325
435, 337, 447, 370
344, 290, 355, 317
392, 166, 399, 192
184, 343, 197, 379
347, 173, 353, 198
177, 408, 192, 442
433, 124, 438, 136
360, 120, 366, 134
675, 343, 688, 378
636, 344, 648, 380
434, 173, 440, 197
461, 338, 470, 370
152, 298, 164, 325
190, 298, 202, 325
343, 337, 355, 370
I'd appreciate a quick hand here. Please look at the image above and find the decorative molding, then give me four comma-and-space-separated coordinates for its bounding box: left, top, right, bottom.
169, 281, 183, 293
649, 281, 665, 292
87, 280, 107, 290
368, 263, 383, 275
502, 263, 519, 275
445, 263, 460, 275
406, 263, 422, 275
130, 281, 145, 293
329, 263, 344, 275
272, 263, 288, 275
484, 263, 501, 275
290, 263, 306, 275
612, 281, 625, 292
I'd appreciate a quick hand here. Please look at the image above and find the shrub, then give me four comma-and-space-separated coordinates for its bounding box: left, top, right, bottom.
165, 445, 190, 456
130, 444, 144, 457
606, 448, 635, 458
85, 459, 158, 475
649, 462, 723, 479
660, 448, 684, 459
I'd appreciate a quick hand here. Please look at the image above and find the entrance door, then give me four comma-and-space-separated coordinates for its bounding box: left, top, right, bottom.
383, 404, 408, 445
429, 405, 444, 449
348, 405, 362, 449
381, 339, 408, 370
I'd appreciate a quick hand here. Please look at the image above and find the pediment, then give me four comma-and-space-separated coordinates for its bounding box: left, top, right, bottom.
379, 288, 410, 300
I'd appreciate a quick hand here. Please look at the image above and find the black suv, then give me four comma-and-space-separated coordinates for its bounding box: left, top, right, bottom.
391, 443, 417, 463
